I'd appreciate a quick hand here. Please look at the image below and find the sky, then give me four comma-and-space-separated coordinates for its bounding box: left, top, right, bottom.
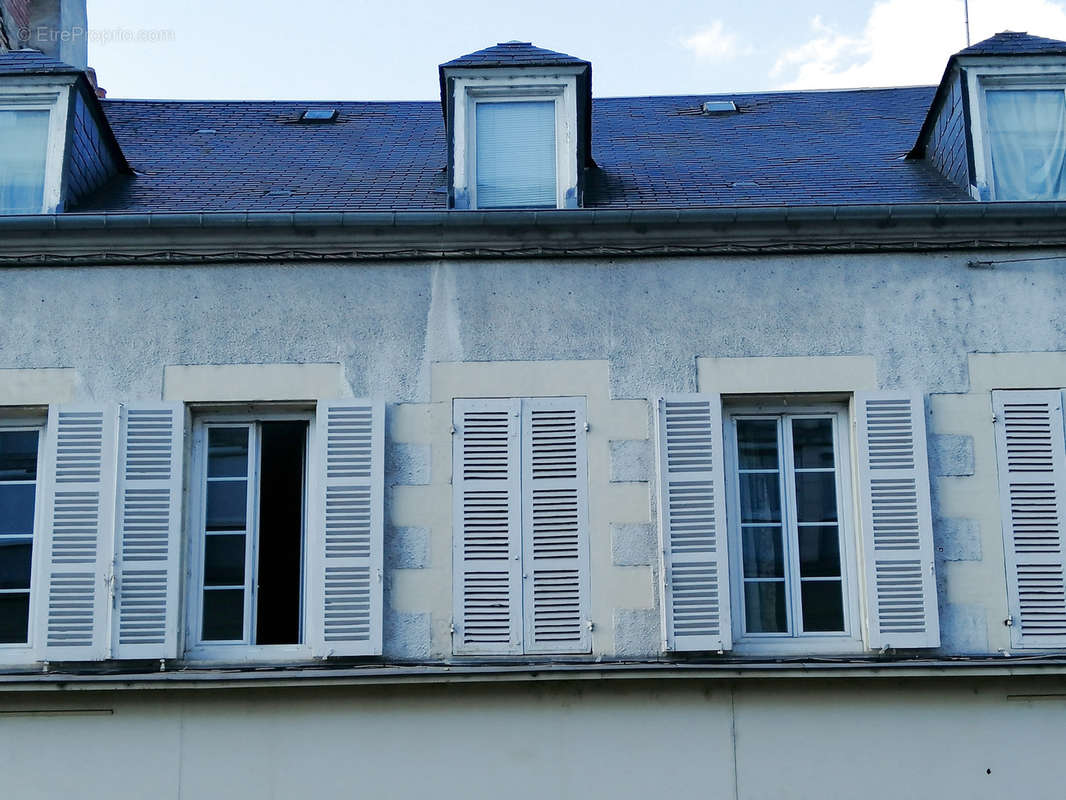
84, 0, 1066, 101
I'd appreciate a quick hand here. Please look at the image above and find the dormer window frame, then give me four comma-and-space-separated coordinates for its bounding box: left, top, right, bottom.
962, 60, 1066, 200
0, 81, 72, 214
448, 69, 581, 210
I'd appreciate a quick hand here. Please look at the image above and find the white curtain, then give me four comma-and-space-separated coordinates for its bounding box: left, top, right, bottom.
475, 100, 556, 208
0, 110, 49, 214
987, 89, 1066, 200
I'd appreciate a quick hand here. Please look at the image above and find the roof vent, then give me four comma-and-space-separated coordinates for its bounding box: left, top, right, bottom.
300, 109, 338, 123
702, 100, 738, 114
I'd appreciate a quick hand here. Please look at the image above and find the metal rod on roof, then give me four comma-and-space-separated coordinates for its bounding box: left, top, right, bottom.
964, 0, 971, 46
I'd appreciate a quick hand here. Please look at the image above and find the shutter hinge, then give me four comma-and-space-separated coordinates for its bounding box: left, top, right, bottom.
377, 568, 383, 583
1005, 615, 1015, 627
992, 414, 998, 424
586, 620, 594, 632
449, 622, 456, 635
584, 421, 590, 432
450, 425, 456, 435
105, 566, 116, 608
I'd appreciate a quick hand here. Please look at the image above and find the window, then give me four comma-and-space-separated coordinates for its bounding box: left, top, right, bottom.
725, 405, 861, 650
0, 426, 40, 645
0, 108, 49, 214
474, 99, 557, 208
452, 397, 590, 655
985, 87, 1066, 200
189, 414, 310, 655
656, 392, 940, 654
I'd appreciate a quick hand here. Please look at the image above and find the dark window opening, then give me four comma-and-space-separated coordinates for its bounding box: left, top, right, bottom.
255, 421, 306, 645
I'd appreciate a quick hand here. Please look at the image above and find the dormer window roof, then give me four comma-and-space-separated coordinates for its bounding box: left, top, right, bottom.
913, 31, 1066, 201
439, 41, 593, 210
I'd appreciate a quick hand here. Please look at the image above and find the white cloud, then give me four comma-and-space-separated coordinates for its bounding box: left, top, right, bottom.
773, 0, 1066, 90
682, 21, 744, 62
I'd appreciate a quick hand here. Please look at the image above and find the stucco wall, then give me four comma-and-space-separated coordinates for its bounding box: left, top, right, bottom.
0, 677, 1062, 800
3, 249, 1066, 658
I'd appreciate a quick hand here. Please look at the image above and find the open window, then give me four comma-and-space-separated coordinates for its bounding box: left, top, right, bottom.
188, 413, 311, 657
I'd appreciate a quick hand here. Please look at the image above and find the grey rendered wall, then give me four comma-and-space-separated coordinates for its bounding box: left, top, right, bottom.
3, 249, 1066, 656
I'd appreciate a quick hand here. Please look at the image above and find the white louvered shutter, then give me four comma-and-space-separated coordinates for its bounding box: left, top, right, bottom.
855, 392, 940, 649
36, 406, 117, 661
521, 397, 590, 654
452, 399, 523, 655
112, 405, 183, 660
310, 401, 383, 657
992, 391, 1066, 648
656, 395, 732, 652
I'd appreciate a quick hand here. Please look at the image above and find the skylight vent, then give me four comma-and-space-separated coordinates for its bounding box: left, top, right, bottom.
702, 100, 738, 114
300, 109, 338, 123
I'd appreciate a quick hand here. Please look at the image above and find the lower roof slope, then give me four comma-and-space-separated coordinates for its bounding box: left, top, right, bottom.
83, 86, 965, 212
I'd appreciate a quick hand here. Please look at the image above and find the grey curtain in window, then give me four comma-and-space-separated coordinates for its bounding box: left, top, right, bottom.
475, 100, 556, 208
987, 89, 1066, 200
0, 110, 49, 214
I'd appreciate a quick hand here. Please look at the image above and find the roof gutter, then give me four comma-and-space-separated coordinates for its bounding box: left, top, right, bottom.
2, 202, 1066, 265
3, 657, 1066, 692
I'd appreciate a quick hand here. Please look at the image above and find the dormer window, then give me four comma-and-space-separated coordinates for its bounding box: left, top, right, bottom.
912, 32, 1066, 202
0, 108, 50, 213
439, 42, 593, 210
984, 87, 1066, 200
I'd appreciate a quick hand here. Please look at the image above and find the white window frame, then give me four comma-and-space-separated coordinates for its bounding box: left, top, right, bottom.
724, 401, 864, 655
185, 409, 315, 662
960, 61, 1066, 200
0, 413, 46, 662
0, 84, 71, 214
449, 69, 579, 210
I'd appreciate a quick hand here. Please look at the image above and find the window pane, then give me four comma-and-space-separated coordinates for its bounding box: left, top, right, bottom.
202, 589, 244, 641
0, 592, 29, 644
744, 581, 787, 633
476, 101, 556, 208
794, 471, 838, 523
987, 89, 1066, 200
0, 484, 35, 535
798, 525, 841, 578
0, 430, 38, 481
742, 526, 785, 578
208, 427, 249, 478
0, 538, 32, 590
801, 580, 845, 632
0, 110, 49, 214
792, 418, 834, 469
737, 419, 779, 470
739, 472, 781, 523
204, 534, 245, 586
206, 480, 247, 531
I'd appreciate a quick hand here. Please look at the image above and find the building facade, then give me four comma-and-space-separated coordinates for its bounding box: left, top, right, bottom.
3, 4, 1066, 798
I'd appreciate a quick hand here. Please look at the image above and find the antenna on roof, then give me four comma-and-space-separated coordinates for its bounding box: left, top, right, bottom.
964, 0, 971, 45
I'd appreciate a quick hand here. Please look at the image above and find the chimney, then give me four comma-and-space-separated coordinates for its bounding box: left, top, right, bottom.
24, 0, 87, 69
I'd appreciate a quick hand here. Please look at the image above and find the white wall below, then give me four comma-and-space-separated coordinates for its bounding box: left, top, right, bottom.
0, 678, 1061, 799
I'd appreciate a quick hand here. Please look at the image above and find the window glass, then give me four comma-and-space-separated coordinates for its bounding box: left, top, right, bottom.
0, 429, 38, 645
198, 421, 307, 647
0, 110, 49, 214
987, 89, 1066, 200
475, 100, 556, 208
732, 414, 847, 639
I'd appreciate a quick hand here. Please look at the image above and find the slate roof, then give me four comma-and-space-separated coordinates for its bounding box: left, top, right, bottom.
0, 49, 81, 75
957, 31, 1066, 57
440, 41, 589, 68
82, 87, 964, 212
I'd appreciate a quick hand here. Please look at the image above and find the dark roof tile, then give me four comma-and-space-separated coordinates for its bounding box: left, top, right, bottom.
957, 31, 1066, 56
80, 87, 965, 212
440, 41, 589, 68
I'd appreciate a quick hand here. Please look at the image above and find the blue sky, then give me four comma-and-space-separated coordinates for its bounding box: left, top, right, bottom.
85, 0, 1066, 101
